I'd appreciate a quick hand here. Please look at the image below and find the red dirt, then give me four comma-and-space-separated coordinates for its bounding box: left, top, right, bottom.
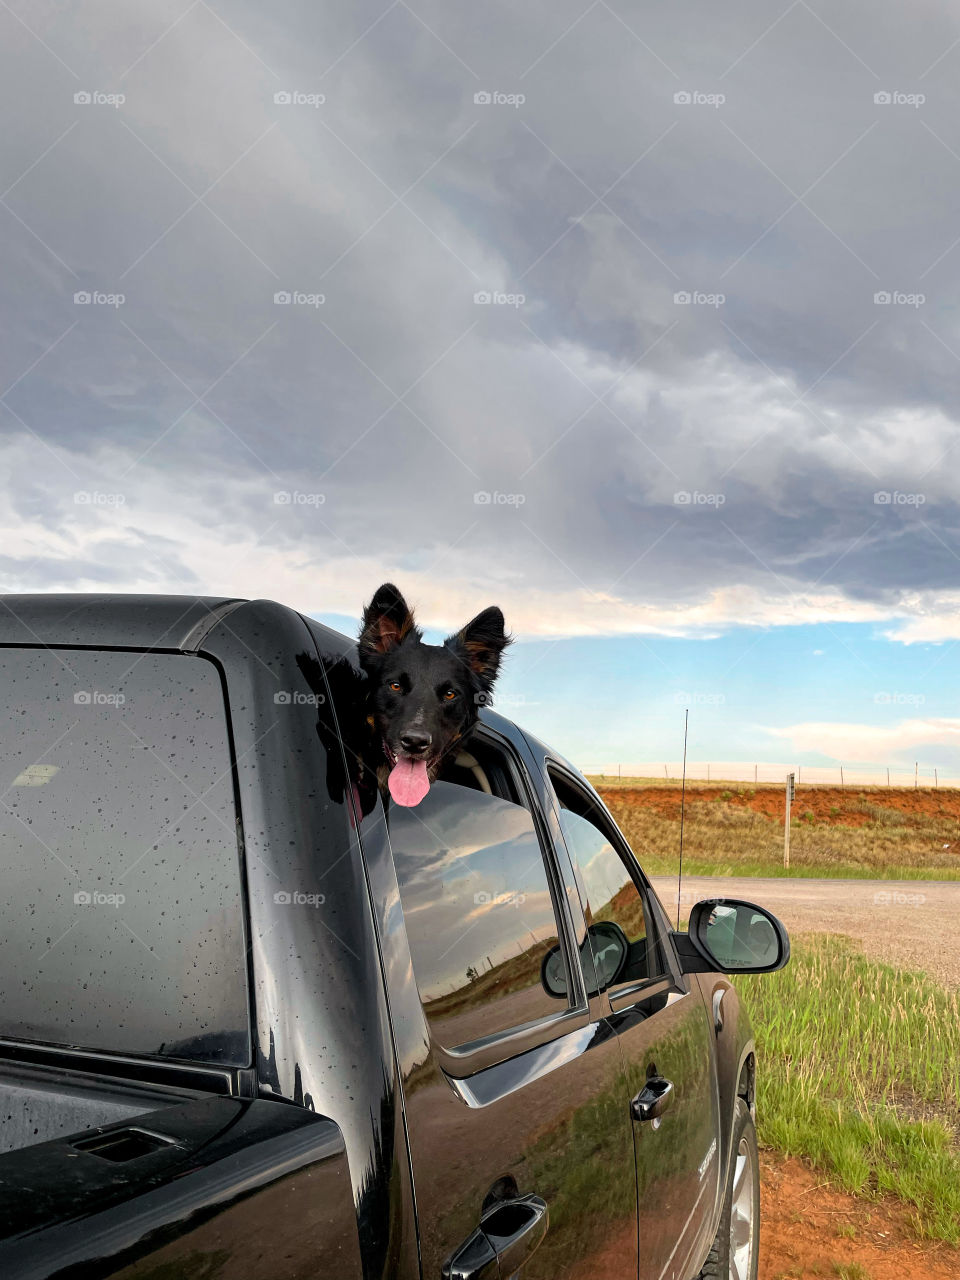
597, 783, 960, 831
759, 1151, 960, 1279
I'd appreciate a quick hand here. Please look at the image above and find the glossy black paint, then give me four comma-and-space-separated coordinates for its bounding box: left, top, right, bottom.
0, 594, 778, 1280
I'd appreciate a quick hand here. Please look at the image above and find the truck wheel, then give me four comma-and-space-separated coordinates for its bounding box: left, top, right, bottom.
697, 1097, 759, 1280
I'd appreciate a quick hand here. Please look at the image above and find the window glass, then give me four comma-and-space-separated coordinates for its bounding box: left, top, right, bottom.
388, 765, 567, 1051
0, 648, 249, 1065
551, 772, 661, 991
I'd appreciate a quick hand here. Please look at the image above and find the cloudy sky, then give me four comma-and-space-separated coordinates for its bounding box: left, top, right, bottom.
3, 0, 960, 773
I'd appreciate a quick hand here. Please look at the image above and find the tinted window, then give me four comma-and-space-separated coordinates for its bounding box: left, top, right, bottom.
0, 648, 249, 1065
551, 771, 661, 990
388, 764, 567, 1051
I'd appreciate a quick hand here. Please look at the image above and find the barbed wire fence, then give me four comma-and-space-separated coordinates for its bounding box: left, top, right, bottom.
584, 762, 954, 788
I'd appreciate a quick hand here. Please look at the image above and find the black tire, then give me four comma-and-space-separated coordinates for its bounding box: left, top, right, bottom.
696, 1097, 760, 1280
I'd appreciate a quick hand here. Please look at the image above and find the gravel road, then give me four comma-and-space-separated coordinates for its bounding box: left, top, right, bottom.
651, 874, 960, 989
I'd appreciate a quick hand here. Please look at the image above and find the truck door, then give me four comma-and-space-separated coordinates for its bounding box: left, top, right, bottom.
545, 764, 721, 1280
381, 729, 639, 1279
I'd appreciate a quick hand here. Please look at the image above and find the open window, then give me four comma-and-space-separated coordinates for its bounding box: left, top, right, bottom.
548, 767, 666, 999
386, 735, 576, 1056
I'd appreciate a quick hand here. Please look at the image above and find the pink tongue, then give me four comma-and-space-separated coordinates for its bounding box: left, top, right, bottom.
388, 758, 430, 807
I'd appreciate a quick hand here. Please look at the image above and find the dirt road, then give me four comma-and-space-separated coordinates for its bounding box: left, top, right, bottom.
651, 874, 960, 988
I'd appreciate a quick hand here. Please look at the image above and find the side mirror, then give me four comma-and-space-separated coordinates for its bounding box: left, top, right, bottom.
671, 899, 790, 975
541, 920, 630, 999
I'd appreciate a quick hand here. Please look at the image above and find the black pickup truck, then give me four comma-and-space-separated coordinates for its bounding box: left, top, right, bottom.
0, 594, 788, 1280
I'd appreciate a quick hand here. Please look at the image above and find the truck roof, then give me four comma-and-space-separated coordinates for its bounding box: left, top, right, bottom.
0, 594, 246, 650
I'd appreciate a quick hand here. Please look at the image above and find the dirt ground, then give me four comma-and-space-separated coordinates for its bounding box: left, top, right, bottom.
598, 782, 960, 833
759, 1151, 960, 1279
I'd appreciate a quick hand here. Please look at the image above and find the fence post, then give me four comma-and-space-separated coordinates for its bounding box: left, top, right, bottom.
784, 773, 794, 870
755, 764, 758, 784
887, 767, 890, 787
915, 761, 918, 789
840, 766, 844, 789
936, 769, 938, 788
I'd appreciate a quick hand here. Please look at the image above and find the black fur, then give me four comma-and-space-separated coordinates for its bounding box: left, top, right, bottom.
358, 583, 511, 787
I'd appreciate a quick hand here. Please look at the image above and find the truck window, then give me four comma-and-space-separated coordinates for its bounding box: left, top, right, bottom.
387, 740, 570, 1052
549, 768, 664, 991
0, 648, 249, 1066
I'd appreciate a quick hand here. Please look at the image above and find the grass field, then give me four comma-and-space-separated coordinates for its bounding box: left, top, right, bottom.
735, 934, 960, 1244
594, 780, 960, 880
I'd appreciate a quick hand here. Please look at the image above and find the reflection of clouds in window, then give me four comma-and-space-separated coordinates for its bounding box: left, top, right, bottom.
560, 812, 625, 910
389, 782, 558, 1002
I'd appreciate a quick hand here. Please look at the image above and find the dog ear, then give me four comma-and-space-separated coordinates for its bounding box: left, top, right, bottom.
447, 606, 511, 689
359, 583, 420, 664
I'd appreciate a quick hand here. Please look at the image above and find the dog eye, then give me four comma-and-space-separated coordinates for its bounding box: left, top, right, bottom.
389, 681, 402, 692
443, 689, 457, 701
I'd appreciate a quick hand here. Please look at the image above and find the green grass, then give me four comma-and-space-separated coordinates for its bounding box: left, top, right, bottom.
735, 934, 960, 1244
639, 856, 960, 881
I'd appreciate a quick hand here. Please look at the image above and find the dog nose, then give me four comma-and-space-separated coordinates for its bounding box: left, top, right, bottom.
400, 731, 432, 756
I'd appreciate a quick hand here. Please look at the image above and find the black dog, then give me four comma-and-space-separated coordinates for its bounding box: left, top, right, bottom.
358, 582, 511, 807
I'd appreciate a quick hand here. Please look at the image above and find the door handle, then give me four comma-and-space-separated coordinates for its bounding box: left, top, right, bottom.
630, 1075, 674, 1124
442, 1193, 549, 1280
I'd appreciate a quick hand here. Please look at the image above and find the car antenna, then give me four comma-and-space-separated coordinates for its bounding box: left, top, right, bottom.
676, 707, 689, 929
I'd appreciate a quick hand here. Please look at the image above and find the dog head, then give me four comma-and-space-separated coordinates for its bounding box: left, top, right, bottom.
358, 582, 511, 807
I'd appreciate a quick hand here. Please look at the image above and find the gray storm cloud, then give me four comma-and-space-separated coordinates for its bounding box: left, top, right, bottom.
2, 0, 960, 635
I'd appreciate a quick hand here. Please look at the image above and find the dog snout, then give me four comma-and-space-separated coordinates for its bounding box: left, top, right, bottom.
399, 730, 432, 756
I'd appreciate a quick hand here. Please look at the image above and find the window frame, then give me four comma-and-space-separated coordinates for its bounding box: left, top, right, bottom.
392, 725, 592, 1079
545, 760, 673, 1006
